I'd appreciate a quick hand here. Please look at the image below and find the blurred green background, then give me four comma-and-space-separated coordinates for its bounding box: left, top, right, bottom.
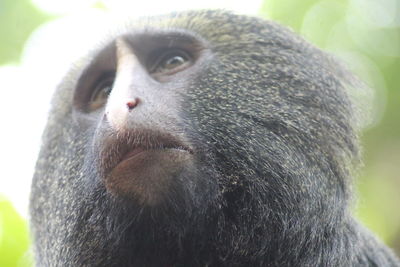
0, 0, 399, 265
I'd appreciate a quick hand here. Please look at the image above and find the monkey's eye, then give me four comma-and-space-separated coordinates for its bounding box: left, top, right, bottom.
89, 74, 115, 111
149, 49, 191, 75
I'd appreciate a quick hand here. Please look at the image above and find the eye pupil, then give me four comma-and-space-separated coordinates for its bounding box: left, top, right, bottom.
102, 85, 112, 96
165, 56, 186, 69
89, 75, 114, 111
94, 81, 113, 100
151, 50, 191, 75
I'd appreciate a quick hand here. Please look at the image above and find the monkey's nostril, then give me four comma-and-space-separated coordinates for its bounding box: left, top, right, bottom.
126, 98, 140, 111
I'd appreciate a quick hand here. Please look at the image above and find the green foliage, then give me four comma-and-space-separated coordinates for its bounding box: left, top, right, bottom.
0, 196, 32, 267
356, 173, 400, 244
0, 0, 50, 64
261, 0, 325, 32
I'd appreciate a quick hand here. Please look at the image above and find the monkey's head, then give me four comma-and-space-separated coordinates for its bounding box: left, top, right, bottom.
30, 10, 361, 266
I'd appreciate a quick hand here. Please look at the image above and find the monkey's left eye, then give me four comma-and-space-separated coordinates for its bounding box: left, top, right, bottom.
89, 74, 115, 111
149, 49, 192, 76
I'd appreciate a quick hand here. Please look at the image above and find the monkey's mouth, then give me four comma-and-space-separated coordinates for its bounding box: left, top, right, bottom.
99, 129, 193, 171
120, 144, 193, 163
99, 130, 193, 204
121, 147, 147, 161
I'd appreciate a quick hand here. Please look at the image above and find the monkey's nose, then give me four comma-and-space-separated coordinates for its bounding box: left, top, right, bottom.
104, 38, 149, 131
105, 97, 141, 131
126, 98, 140, 111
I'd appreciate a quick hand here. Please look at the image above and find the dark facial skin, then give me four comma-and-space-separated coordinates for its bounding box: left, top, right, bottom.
76, 37, 205, 206
30, 10, 400, 267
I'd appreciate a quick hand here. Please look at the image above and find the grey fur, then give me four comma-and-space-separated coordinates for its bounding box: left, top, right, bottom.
30, 10, 400, 267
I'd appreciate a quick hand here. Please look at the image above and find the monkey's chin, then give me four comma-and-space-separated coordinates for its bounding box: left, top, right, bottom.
104, 149, 192, 206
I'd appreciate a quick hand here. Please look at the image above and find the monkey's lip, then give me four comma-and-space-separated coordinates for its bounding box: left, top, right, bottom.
105, 143, 194, 204
103, 135, 194, 203
120, 146, 192, 162
121, 147, 147, 161
99, 130, 194, 179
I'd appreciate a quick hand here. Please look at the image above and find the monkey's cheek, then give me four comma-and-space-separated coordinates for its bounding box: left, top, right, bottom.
104, 149, 192, 206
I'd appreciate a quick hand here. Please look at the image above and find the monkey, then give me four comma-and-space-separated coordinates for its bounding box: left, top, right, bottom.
29, 10, 400, 267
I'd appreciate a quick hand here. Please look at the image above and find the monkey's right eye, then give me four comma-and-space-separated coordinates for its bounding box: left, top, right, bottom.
89, 74, 115, 111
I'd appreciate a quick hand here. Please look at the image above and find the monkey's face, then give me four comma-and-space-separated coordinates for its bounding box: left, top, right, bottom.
72, 33, 214, 207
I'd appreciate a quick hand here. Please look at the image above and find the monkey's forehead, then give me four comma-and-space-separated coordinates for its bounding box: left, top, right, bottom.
97, 10, 304, 51
66, 9, 314, 84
